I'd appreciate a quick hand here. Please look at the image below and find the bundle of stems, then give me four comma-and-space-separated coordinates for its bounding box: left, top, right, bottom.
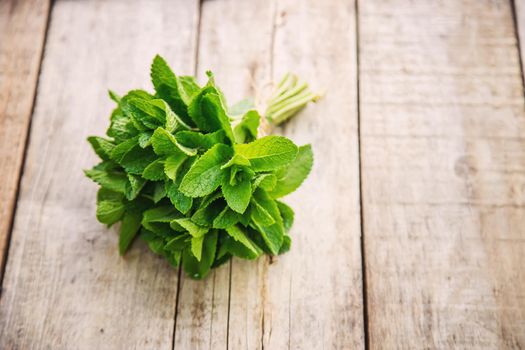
264, 73, 321, 126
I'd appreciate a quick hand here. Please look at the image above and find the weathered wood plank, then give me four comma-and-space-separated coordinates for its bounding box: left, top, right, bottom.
259, 1, 364, 348
359, 0, 525, 348
175, 0, 364, 348
173, 1, 274, 348
0, 0, 199, 348
514, 0, 525, 86
211, 0, 276, 345
0, 0, 50, 280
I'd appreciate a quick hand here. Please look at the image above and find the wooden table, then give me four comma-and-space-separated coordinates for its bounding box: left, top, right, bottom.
1, 0, 524, 348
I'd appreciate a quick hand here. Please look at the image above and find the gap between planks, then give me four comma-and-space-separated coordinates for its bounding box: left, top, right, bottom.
512, 0, 525, 95
0, 0, 200, 348
0, 0, 52, 288
173, 0, 364, 349
172, 0, 204, 347
1, 1, 366, 349
354, 0, 371, 349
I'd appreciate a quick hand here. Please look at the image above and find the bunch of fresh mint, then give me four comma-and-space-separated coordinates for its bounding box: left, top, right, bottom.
85, 55, 318, 279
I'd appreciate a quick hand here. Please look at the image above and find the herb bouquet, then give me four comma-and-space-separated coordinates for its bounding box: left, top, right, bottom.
85, 55, 319, 279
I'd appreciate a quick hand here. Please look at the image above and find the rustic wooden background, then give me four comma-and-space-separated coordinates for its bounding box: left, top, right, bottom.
1, 0, 524, 348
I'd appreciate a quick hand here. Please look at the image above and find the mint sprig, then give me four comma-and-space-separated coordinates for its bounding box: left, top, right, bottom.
85, 55, 318, 279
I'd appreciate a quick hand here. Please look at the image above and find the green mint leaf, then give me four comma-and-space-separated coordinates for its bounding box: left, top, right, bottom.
188, 88, 234, 142
268, 144, 313, 198
233, 110, 260, 144
142, 206, 181, 235
96, 201, 124, 225
182, 230, 218, 279
252, 173, 277, 191
87, 136, 115, 161
128, 98, 166, 126
119, 90, 157, 130
146, 237, 165, 254
276, 200, 294, 232
225, 225, 261, 258
92, 160, 120, 172
222, 237, 258, 260
191, 198, 224, 227
200, 191, 223, 209
165, 234, 190, 251
151, 127, 197, 157
250, 189, 284, 255
108, 90, 121, 103
95, 188, 125, 225
179, 144, 233, 197
121, 89, 155, 101
200, 93, 235, 143
119, 209, 143, 255
202, 71, 229, 106
84, 168, 128, 194
174, 141, 198, 157
97, 187, 125, 202
213, 207, 240, 229
110, 137, 139, 163
216, 235, 230, 259
253, 223, 283, 256
226, 165, 255, 187
164, 153, 188, 181
152, 182, 167, 203
191, 235, 205, 261
165, 250, 182, 268
125, 174, 146, 200
212, 251, 232, 268
221, 175, 251, 214
119, 145, 157, 175
179, 76, 201, 100
165, 157, 194, 214
142, 159, 165, 181
250, 202, 275, 226
279, 235, 291, 254
149, 98, 192, 131
220, 153, 251, 169
151, 55, 194, 126
166, 180, 193, 214
253, 189, 283, 223
175, 130, 227, 151
143, 206, 181, 224
106, 107, 138, 143
172, 218, 208, 237
138, 131, 153, 148
234, 136, 298, 172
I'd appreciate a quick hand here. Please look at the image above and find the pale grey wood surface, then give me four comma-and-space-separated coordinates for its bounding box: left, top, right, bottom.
360, 0, 525, 348
2, 0, 525, 348
174, 1, 274, 348
175, 1, 364, 349
0, 0, 199, 348
515, 0, 525, 85
0, 0, 50, 279
251, 0, 364, 348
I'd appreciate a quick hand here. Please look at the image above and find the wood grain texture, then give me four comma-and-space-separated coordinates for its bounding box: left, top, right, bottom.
0, 0, 50, 280
176, 1, 364, 349
173, 1, 274, 348
208, 1, 276, 348
243, 0, 365, 348
515, 0, 525, 85
359, 0, 525, 348
0, 0, 199, 348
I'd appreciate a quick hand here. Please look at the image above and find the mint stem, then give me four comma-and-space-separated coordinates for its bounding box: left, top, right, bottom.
263, 74, 320, 128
